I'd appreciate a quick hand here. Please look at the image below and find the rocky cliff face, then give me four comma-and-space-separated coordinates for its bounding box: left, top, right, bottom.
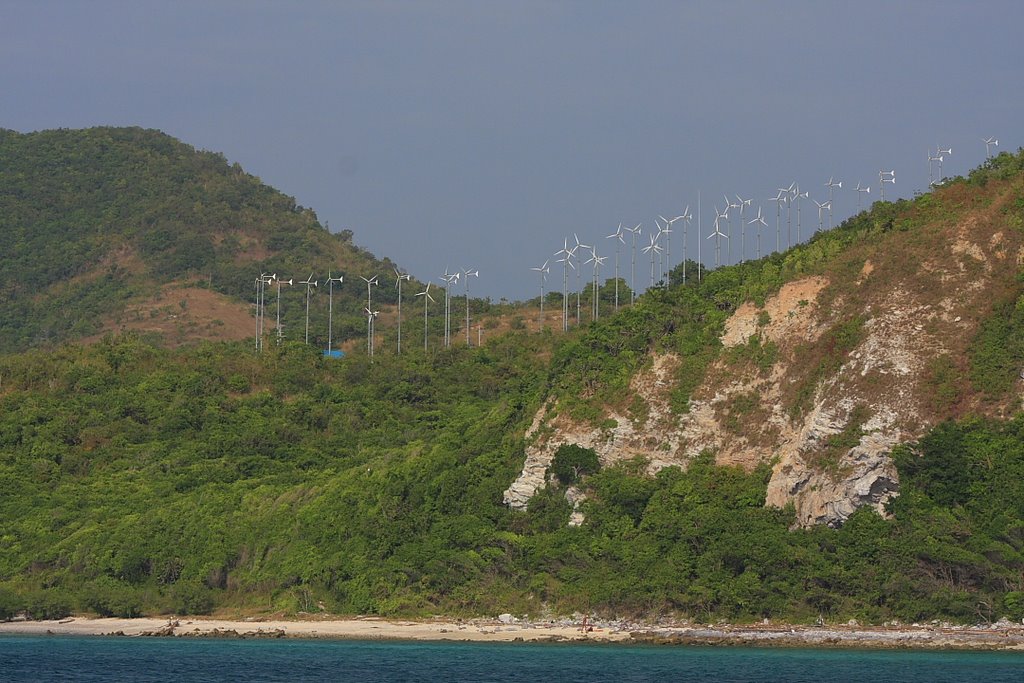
506, 179, 1024, 527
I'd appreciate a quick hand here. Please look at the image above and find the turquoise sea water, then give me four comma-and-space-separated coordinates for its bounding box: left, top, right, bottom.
1, 636, 1022, 682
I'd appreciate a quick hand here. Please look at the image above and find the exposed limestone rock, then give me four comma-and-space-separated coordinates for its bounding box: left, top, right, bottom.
505, 189, 1022, 527
503, 354, 693, 512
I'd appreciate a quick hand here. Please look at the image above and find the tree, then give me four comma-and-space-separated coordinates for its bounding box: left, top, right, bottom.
550, 444, 600, 486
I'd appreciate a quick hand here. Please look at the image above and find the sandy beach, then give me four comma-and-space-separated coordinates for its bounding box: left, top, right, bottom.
3, 615, 1024, 651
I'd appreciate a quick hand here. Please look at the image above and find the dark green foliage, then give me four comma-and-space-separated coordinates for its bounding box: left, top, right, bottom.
550, 444, 600, 485
167, 581, 215, 616
2, 142, 1024, 626
970, 295, 1024, 399
0, 127, 405, 352
1, 335, 1023, 623
526, 486, 572, 533
0, 585, 18, 621
82, 577, 145, 618
22, 590, 74, 621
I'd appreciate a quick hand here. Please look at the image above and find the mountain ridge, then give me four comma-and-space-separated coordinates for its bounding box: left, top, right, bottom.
0, 126, 410, 351
1, 132, 1023, 626
508, 151, 1024, 526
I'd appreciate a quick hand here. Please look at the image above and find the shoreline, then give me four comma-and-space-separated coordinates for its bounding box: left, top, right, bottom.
3, 616, 1024, 651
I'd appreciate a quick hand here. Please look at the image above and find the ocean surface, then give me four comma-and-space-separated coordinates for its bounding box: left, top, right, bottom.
1, 635, 1022, 682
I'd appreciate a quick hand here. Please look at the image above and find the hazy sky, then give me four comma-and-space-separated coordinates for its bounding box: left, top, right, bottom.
4, 1, 1021, 300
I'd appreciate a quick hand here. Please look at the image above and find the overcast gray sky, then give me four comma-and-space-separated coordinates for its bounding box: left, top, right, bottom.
4, 1, 1020, 300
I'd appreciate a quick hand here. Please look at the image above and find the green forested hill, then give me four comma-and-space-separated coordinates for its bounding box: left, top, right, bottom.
0, 127, 402, 351
1, 138, 1024, 625
1, 334, 1023, 624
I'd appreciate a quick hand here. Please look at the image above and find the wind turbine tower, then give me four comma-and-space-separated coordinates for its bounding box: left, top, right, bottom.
441, 271, 459, 347
708, 207, 729, 268
936, 147, 951, 182
572, 233, 590, 324
462, 269, 479, 346
792, 185, 809, 244
749, 207, 768, 259
364, 308, 379, 357
680, 207, 693, 284
855, 182, 870, 210
394, 269, 410, 355
734, 195, 751, 262
300, 273, 318, 345
276, 276, 293, 345
255, 272, 275, 352
625, 223, 641, 304
359, 275, 378, 352
554, 240, 572, 332
531, 260, 550, 325
415, 283, 435, 351
984, 137, 999, 159
825, 177, 842, 229
584, 247, 605, 320
641, 234, 662, 288
780, 183, 795, 249
325, 273, 343, 351
879, 170, 895, 201
769, 190, 785, 253
606, 224, 625, 310
659, 214, 685, 286
813, 199, 830, 233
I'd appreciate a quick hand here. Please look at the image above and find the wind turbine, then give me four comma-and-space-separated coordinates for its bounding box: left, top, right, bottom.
359, 274, 378, 352
825, 177, 842, 229
394, 268, 410, 355
724, 195, 739, 264
879, 170, 895, 201
554, 239, 573, 332
584, 247, 606, 320
855, 182, 870, 210
641, 233, 662, 288
364, 307, 379, 357
813, 199, 831, 233
440, 270, 459, 347
254, 275, 265, 352
605, 224, 625, 310
652, 218, 666, 284
530, 260, 551, 324
748, 207, 768, 259
625, 223, 642, 304
708, 206, 729, 268
927, 149, 941, 187
984, 136, 999, 159
572, 233, 590, 324
462, 268, 479, 346
659, 214, 685, 287
734, 195, 751, 262
325, 273, 343, 351
254, 272, 276, 352
276, 276, 292, 344
792, 185, 809, 244
769, 190, 785, 253
679, 207, 693, 284
936, 147, 951, 181
780, 183, 795, 249
415, 282, 435, 351
299, 273, 318, 345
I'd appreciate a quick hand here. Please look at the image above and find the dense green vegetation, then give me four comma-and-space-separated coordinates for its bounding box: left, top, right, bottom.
0, 127, 409, 352
1, 334, 1022, 624
2, 132, 1024, 625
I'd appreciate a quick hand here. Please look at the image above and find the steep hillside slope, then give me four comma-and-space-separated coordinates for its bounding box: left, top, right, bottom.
0, 127, 404, 351
2, 153, 1024, 625
507, 150, 1024, 527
